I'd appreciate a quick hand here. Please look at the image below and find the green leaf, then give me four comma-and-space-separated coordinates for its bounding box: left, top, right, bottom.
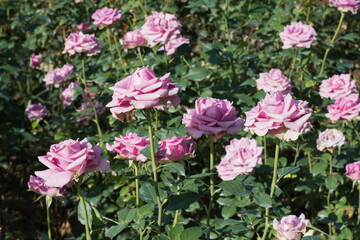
166, 192, 199, 211
163, 162, 186, 176
140, 142, 159, 160
188, 172, 215, 179
137, 203, 155, 219
77, 200, 93, 229
170, 225, 184, 240
221, 205, 236, 219
152, 236, 169, 240
341, 33, 360, 42
277, 167, 300, 180
91, 206, 107, 226
312, 161, 327, 176
180, 227, 202, 240
186, 67, 209, 81
254, 192, 272, 208
139, 183, 157, 203
218, 180, 249, 197
325, 175, 338, 192
117, 208, 137, 224
105, 224, 127, 239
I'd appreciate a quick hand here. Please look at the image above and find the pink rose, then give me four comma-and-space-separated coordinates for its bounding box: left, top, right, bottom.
279, 22, 317, 49
326, 94, 360, 122
106, 132, 150, 162
62, 32, 101, 56
76, 21, 90, 31
140, 11, 182, 47
35, 138, 110, 188
216, 138, 263, 181
62, 81, 81, 107
273, 214, 309, 240
319, 74, 358, 100
256, 69, 293, 94
120, 29, 148, 48
76, 102, 106, 124
316, 129, 345, 152
329, 0, 360, 13
345, 161, 360, 181
156, 136, 196, 163
159, 36, 189, 55
43, 64, 74, 88
91, 7, 122, 27
30, 54, 41, 69
182, 97, 244, 142
25, 103, 47, 122
244, 92, 313, 141
28, 175, 67, 198
106, 66, 181, 121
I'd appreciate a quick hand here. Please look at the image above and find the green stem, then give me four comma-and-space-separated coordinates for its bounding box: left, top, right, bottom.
289, 48, 299, 80
107, 28, 113, 51
75, 180, 91, 240
263, 135, 267, 164
308, 152, 312, 174
306, 0, 312, 24
173, 173, 181, 227
134, 162, 140, 208
114, 35, 129, 75
351, 120, 360, 142
46, 197, 52, 240
138, 47, 145, 66
206, 140, 215, 240
182, 56, 191, 68
139, 0, 148, 17
329, 154, 333, 175
155, 109, 158, 131
318, 12, 345, 77
293, 141, 300, 166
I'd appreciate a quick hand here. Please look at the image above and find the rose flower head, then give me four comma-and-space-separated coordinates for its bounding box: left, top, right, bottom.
316, 129, 345, 152
279, 21, 317, 49
156, 136, 196, 163
273, 214, 309, 240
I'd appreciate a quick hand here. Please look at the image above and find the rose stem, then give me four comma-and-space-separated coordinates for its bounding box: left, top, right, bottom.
75, 178, 91, 240
113, 34, 129, 75
134, 161, 140, 208
173, 173, 181, 227
206, 139, 215, 240
263, 135, 267, 164
138, 47, 145, 66
45, 196, 52, 240
289, 48, 299, 80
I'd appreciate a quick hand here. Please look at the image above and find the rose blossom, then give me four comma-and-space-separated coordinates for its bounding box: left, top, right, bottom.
319, 74, 358, 100
30, 54, 41, 69
273, 214, 309, 240
76, 102, 106, 124
106, 66, 181, 121
62, 32, 101, 56
182, 97, 244, 142
120, 29, 147, 48
244, 92, 313, 142
43, 64, 74, 88
91, 7, 122, 27
35, 138, 110, 188
279, 22, 317, 49
76, 21, 90, 31
156, 136, 196, 162
61, 81, 81, 107
216, 138, 263, 181
159, 36, 190, 55
28, 175, 67, 198
326, 93, 360, 122
345, 161, 360, 181
140, 11, 182, 47
26, 103, 47, 122
329, 0, 360, 14
316, 129, 345, 152
256, 69, 293, 94
106, 133, 150, 162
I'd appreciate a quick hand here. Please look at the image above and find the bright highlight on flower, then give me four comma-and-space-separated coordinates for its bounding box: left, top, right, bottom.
279, 21, 317, 49
273, 213, 309, 240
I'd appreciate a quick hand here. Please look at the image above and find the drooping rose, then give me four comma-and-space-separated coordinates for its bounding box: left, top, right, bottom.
62, 32, 101, 56
326, 94, 360, 122
329, 0, 360, 13
316, 129, 345, 152
106, 66, 181, 121
76, 102, 106, 124
345, 161, 360, 181
182, 97, 244, 142
319, 74, 358, 100
28, 175, 67, 198
244, 92, 313, 142
43, 64, 74, 88
25, 103, 47, 122
159, 36, 189, 55
61, 81, 81, 107
91, 7, 122, 27
35, 138, 110, 188
30, 54, 41, 69
120, 29, 147, 48
279, 22, 317, 49
273, 214, 309, 240
106, 132, 150, 162
256, 69, 293, 94
156, 136, 196, 162
76, 21, 90, 31
216, 138, 263, 181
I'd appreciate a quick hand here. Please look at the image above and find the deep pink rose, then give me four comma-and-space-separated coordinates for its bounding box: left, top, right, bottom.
316, 129, 345, 152
28, 175, 67, 198
256, 69, 293, 94
30, 54, 41, 69
159, 36, 189, 55
319, 74, 358, 100
345, 161, 360, 181
140, 11, 182, 47
120, 29, 147, 48
156, 136, 196, 163
106, 66, 181, 121
106, 132, 150, 162
216, 138, 263, 181
329, 0, 360, 13
35, 138, 110, 188
43, 64, 74, 88
76, 102, 106, 124
76, 21, 90, 31
279, 22, 317, 49
26, 103, 47, 122
91, 7, 122, 27
326, 94, 360, 122
273, 214, 309, 240
244, 92, 313, 141
62, 81, 81, 107
62, 32, 101, 56
182, 97, 244, 142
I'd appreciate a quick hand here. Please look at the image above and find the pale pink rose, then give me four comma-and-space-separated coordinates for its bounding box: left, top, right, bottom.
244, 92, 313, 142
76, 21, 90, 31
62, 32, 101, 56
120, 29, 147, 48
345, 161, 360, 181
106, 132, 150, 162
159, 36, 189, 55
43, 64, 74, 88
156, 136, 196, 162
140, 11, 182, 47
273, 214, 309, 240
326, 94, 360, 122
62, 82, 81, 107
30, 54, 41, 69
182, 97, 244, 142
76, 102, 106, 124
319, 74, 358, 100
329, 0, 360, 13
28, 175, 67, 198
106, 66, 181, 121
91, 7, 122, 27
82, 87, 97, 101
25, 103, 47, 122
279, 22, 317, 49
256, 69, 293, 94
216, 138, 263, 181
316, 129, 345, 152
35, 138, 110, 188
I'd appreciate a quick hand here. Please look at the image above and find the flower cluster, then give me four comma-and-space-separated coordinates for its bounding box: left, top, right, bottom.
43, 64, 74, 88
319, 74, 358, 100
256, 69, 293, 94
279, 21, 317, 49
